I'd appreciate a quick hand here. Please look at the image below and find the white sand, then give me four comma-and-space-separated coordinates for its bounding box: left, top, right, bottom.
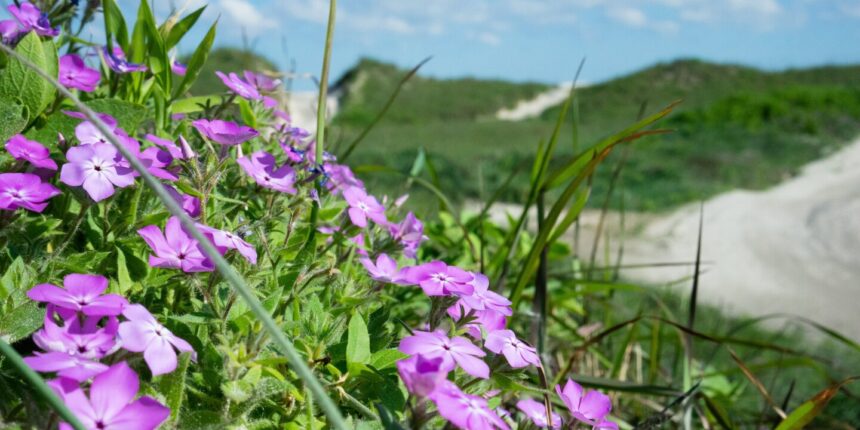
472, 138, 860, 339
620, 138, 860, 339
285, 91, 339, 134
496, 83, 575, 121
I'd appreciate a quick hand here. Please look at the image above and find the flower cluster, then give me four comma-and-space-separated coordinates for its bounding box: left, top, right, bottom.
24, 274, 195, 430
328, 160, 618, 428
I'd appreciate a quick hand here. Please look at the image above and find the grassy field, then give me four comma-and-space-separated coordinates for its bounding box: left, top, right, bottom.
329, 59, 860, 211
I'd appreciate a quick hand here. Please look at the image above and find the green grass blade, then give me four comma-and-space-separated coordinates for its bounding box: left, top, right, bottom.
0, 43, 350, 430
315, 0, 337, 164
0, 340, 87, 430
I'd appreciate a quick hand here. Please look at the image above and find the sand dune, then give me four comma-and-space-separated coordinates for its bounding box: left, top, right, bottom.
474, 138, 860, 339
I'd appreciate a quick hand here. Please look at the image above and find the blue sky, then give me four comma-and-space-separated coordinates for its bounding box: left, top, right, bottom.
126, 0, 860, 87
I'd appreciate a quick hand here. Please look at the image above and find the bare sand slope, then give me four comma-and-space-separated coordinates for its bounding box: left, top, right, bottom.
285, 92, 339, 134
496, 83, 574, 121
622, 138, 860, 339
471, 138, 860, 338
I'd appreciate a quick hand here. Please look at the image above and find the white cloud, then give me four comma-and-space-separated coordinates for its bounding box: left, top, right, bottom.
476, 32, 502, 46
218, 0, 277, 34
607, 6, 679, 34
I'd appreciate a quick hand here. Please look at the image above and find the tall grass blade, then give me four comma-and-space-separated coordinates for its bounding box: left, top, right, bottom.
340, 57, 431, 161
0, 340, 87, 430
0, 42, 350, 429
315, 0, 337, 164
726, 347, 786, 419
774, 376, 860, 430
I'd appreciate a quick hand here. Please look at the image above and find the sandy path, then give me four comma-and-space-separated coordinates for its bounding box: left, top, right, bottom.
496, 83, 574, 121
472, 138, 860, 339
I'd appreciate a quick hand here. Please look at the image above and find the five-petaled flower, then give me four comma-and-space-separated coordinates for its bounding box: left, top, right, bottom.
59, 54, 100, 92
399, 329, 489, 379
192, 119, 258, 146
54, 362, 170, 430
359, 253, 406, 284
27, 274, 127, 317
0, 173, 60, 212
137, 216, 214, 272
430, 381, 510, 430
5, 135, 58, 170
60, 143, 135, 202
402, 261, 474, 297
555, 379, 616, 429
9, 2, 59, 37
236, 151, 297, 193
485, 329, 541, 368
215, 71, 261, 100
198, 224, 257, 265
343, 186, 387, 228
103, 45, 147, 73
118, 304, 196, 376
516, 398, 562, 429
396, 354, 451, 397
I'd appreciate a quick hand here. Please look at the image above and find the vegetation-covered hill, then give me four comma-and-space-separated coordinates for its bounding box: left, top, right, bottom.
328, 58, 860, 211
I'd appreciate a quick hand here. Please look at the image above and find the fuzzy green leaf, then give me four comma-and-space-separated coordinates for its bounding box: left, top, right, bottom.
347, 313, 371, 369
0, 32, 56, 121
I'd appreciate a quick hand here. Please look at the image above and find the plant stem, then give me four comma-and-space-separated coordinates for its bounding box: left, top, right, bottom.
315, 0, 336, 165
0, 340, 87, 430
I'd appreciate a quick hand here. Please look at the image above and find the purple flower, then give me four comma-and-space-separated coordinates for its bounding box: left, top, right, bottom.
516, 398, 562, 429
0, 173, 60, 213
27, 274, 127, 317
215, 71, 261, 100
388, 211, 425, 258
243, 71, 281, 92
103, 45, 147, 73
396, 354, 451, 397
192, 119, 258, 146
145, 134, 183, 160
57, 362, 169, 430
324, 163, 364, 194
60, 143, 135, 202
179, 135, 197, 159
401, 261, 474, 297
197, 224, 257, 265
237, 151, 297, 194
5, 134, 58, 170
137, 216, 214, 272
343, 186, 387, 228
484, 330, 540, 368
138, 147, 178, 181
171, 60, 187, 76
359, 253, 406, 284
399, 330, 489, 379
555, 379, 614, 427
448, 273, 512, 337
32, 313, 119, 359
59, 54, 100, 92
118, 304, 195, 376
165, 185, 201, 218
9, 2, 59, 37
430, 382, 509, 430
24, 351, 108, 382
0, 19, 21, 44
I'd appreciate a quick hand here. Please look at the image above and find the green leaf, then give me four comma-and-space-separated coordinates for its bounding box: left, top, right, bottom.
173, 21, 216, 99
165, 6, 207, 49
115, 247, 133, 294
0, 97, 29, 143
238, 98, 258, 128
156, 352, 192, 426
102, 0, 129, 50
346, 313, 371, 370
370, 349, 407, 370
775, 377, 860, 430
0, 302, 44, 343
0, 257, 30, 304
0, 32, 57, 120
